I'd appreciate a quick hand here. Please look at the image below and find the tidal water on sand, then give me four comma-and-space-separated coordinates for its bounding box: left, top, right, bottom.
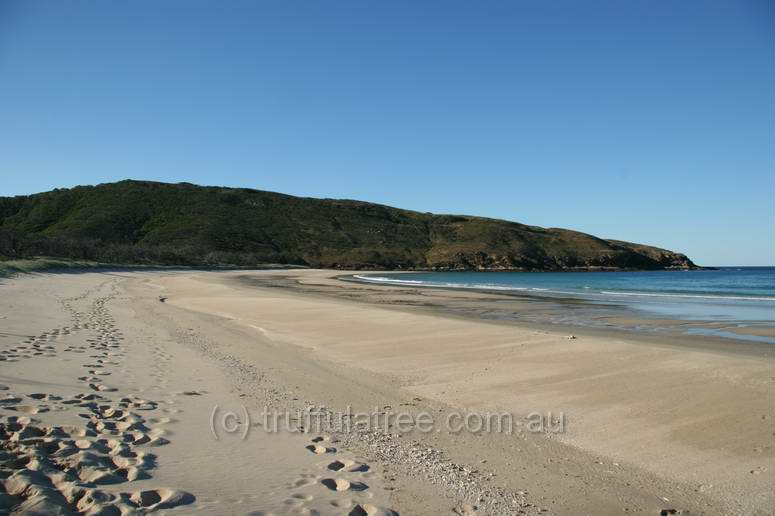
355, 267, 775, 343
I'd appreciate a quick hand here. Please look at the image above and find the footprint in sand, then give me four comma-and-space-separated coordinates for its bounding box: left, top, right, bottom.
293, 476, 317, 488
130, 488, 194, 509
306, 444, 336, 454
0, 284, 195, 515
305, 435, 338, 455
61, 425, 93, 437
321, 478, 369, 492
349, 504, 399, 516
7, 405, 48, 414
328, 459, 370, 473
27, 393, 62, 402
0, 415, 190, 511
119, 397, 158, 411
88, 383, 118, 393
6, 415, 33, 426
290, 436, 398, 516
0, 395, 23, 405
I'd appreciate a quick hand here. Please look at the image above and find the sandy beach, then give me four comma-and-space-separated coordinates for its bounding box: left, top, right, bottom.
3, 269, 775, 515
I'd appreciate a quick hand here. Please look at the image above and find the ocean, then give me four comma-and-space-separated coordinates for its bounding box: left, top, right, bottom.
354, 267, 775, 342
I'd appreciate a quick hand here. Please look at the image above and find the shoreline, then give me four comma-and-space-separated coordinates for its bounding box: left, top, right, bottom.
255, 270, 775, 364
345, 271, 775, 345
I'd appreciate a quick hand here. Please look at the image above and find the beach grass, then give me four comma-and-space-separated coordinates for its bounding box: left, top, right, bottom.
0, 256, 309, 278
0, 257, 112, 277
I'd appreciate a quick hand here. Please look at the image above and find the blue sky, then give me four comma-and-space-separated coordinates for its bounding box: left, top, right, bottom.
1, 1, 773, 265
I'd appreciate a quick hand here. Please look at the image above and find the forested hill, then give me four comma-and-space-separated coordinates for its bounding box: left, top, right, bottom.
0, 180, 697, 271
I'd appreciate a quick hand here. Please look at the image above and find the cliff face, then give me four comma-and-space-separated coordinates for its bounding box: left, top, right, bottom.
0, 180, 697, 271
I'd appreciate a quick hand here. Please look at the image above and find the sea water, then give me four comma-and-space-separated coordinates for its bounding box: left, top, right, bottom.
355, 267, 775, 326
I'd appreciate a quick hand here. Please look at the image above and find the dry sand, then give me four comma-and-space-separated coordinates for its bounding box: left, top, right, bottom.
2, 268, 775, 515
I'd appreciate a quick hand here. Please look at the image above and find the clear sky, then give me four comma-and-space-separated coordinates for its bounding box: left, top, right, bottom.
1, 1, 773, 266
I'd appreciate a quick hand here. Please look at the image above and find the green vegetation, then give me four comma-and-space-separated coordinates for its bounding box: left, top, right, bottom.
0, 180, 696, 271
0, 258, 107, 278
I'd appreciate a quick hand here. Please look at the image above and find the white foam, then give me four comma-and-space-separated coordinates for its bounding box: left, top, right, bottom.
352, 275, 775, 303
353, 275, 579, 296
